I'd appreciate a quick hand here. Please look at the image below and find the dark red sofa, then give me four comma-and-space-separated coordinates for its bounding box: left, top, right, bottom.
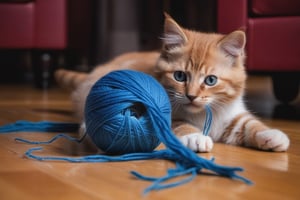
0, 0, 93, 88
217, 0, 300, 103
0, 0, 67, 49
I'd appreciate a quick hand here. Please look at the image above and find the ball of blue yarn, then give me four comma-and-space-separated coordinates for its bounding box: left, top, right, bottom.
84, 70, 172, 154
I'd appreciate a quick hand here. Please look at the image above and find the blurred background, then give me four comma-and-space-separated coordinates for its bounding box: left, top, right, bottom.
0, 0, 216, 86
0, 0, 299, 107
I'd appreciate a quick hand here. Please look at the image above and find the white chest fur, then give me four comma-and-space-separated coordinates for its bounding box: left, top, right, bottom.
172, 96, 247, 142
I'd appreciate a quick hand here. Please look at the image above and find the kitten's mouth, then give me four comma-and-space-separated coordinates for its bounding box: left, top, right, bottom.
185, 102, 203, 112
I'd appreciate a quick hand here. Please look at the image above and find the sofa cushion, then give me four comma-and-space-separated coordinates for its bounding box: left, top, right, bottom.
247, 16, 300, 71
250, 0, 300, 16
0, 2, 34, 48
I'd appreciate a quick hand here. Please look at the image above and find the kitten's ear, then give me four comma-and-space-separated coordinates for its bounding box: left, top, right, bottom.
218, 30, 246, 57
161, 13, 188, 50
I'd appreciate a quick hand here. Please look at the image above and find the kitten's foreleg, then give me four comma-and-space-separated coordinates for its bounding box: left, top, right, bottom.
244, 121, 290, 152
222, 113, 290, 151
172, 121, 213, 152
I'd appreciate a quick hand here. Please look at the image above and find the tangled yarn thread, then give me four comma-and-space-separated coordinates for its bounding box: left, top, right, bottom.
0, 70, 251, 193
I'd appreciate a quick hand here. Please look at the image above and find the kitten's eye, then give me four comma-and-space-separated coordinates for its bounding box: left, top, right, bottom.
204, 75, 218, 86
174, 71, 187, 82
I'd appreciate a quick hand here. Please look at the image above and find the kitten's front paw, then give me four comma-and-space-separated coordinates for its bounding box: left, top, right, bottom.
256, 129, 290, 152
179, 133, 213, 152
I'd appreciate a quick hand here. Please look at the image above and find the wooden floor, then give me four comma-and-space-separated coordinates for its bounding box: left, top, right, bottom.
0, 76, 299, 200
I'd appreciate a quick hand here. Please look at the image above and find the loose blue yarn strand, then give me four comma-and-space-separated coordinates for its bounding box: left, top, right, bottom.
0, 120, 83, 145
203, 105, 212, 136
0, 70, 252, 194
0, 120, 79, 133
131, 166, 198, 194
15, 133, 85, 145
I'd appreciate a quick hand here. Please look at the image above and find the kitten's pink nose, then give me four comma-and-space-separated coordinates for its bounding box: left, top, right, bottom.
187, 95, 197, 102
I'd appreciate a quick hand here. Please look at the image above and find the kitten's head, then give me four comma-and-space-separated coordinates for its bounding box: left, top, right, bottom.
156, 14, 247, 114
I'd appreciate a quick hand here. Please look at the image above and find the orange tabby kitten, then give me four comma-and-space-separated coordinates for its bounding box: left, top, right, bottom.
56, 14, 289, 152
